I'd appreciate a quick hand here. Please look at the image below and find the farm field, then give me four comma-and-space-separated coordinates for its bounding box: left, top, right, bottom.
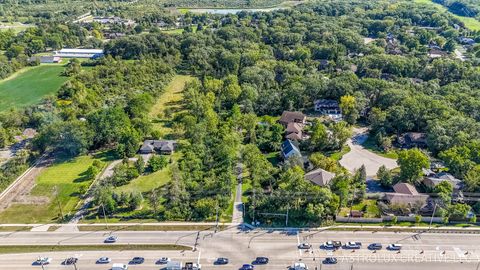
0, 65, 68, 112
0, 152, 114, 223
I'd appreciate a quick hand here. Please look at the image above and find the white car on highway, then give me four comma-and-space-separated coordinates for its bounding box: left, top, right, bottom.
387, 244, 402, 250
292, 261, 308, 270
96, 257, 111, 264
344, 241, 362, 249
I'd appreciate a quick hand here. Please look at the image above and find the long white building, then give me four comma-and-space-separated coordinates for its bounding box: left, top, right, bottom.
54, 48, 104, 59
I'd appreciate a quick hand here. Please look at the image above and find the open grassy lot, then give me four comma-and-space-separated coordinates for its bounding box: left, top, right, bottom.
0, 64, 68, 112
414, 0, 480, 31
339, 199, 381, 218
150, 75, 195, 137
115, 154, 181, 194
0, 22, 33, 33
0, 151, 114, 223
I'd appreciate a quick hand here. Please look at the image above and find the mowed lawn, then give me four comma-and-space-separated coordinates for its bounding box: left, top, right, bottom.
115, 164, 172, 194
0, 152, 113, 223
0, 65, 68, 112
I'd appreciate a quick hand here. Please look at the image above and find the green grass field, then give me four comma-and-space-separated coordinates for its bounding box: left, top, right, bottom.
0, 64, 68, 112
115, 160, 175, 193
414, 0, 480, 31
0, 151, 114, 223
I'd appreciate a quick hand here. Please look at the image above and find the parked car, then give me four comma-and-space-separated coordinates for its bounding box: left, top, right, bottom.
323, 257, 338, 264
254, 257, 269, 264
240, 264, 254, 270
96, 257, 111, 264
215, 257, 229, 265
63, 257, 78, 265
35, 257, 51, 265
298, 243, 312, 249
387, 244, 402, 250
104, 235, 117, 243
368, 243, 383, 250
344, 241, 362, 249
130, 257, 145, 264
156, 257, 170, 264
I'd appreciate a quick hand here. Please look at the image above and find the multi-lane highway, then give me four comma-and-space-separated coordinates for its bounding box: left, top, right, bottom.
0, 227, 479, 269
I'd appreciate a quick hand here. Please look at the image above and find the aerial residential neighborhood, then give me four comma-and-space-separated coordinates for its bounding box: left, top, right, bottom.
0, 0, 480, 269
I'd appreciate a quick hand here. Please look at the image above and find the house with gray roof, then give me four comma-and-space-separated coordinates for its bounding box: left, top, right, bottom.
305, 168, 335, 187
139, 140, 177, 155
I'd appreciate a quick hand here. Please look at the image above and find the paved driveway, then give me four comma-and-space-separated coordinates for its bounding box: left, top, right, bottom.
340, 130, 397, 177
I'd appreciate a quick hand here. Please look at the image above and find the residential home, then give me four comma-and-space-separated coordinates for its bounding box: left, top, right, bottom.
314, 99, 341, 115
398, 132, 427, 148
285, 122, 304, 141
281, 140, 301, 159
305, 168, 335, 187
423, 172, 463, 191
139, 140, 177, 155
384, 183, 429, 206
278, 111, 306, 127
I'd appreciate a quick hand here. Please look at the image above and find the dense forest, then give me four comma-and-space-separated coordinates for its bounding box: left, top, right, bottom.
1, 0, 480, 224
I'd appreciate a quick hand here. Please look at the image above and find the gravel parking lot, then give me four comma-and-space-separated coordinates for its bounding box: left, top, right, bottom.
340, 130, 397, 177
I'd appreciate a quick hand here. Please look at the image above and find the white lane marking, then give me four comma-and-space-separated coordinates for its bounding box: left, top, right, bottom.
454, 247, 465, 258
197, 251, 201, 264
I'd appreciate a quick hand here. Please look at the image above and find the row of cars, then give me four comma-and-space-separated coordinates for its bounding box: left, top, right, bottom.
297, 241, 402, 251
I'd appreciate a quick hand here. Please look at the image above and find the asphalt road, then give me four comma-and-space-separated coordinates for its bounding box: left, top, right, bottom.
0, 229, 479, 269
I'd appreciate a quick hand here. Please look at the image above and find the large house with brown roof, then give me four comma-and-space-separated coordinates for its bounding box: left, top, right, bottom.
278, 111, 306, 141
384, 183, 429, 206
278, 111, 306, 127
423, 172, 463, 191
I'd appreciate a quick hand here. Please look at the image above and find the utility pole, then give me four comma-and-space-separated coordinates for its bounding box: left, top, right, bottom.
252, 189, 256, 226
72, 262, 78, 270
101, 203, 109, 230
53, 186, 64, 222
215, 200, 219, 233
286, 205, 289, 227
429, 202, 437, 229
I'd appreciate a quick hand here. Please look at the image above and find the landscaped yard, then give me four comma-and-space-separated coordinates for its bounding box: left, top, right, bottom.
0, 64, 68, 112
0, 151, 114, 223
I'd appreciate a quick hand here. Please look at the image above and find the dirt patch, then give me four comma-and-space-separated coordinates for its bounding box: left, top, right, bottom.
0, 155, 54, 211
12, 195, 50, 204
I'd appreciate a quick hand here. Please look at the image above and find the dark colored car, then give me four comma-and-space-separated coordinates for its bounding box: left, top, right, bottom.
63, 257, 78, 265
323, 257, 338, 264
368, 243, 383, 250
254, 257, 269, 264
240, 264, 254, 270
215, 257, 229, 265
130, 257, 145, 264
